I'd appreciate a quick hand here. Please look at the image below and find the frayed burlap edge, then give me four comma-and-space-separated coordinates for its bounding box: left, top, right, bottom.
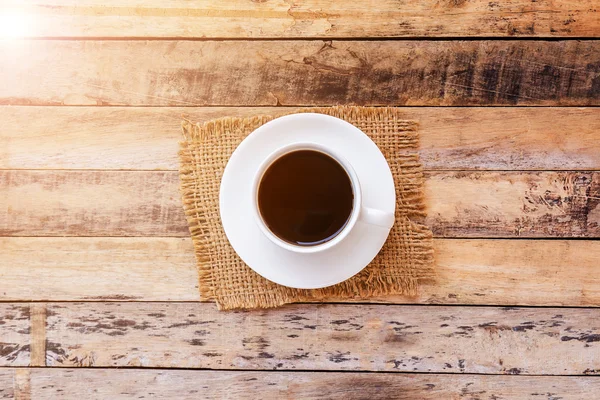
179, 106, 435, 310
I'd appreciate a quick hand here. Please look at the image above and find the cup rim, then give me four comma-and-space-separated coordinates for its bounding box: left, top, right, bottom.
251, 142, 362, 254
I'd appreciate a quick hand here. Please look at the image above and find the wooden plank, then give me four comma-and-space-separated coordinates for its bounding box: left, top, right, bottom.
18, 369, 600, 399
0, 369, 15, 399
6, 0, 600, 39
44, 302, 600, 374
1, 238, 599, 307
2, 40, 600, 106
0, 237, 199, 302
28, 305, 46, 367
13, 369, 30, 400
0, 106, 281, 171
0, 305, 30, 367
426, 171, 600, 238
427, 239, 600, 306
2, 106, 600, 171
1, 170, 598, 237
0, 171, 188, 237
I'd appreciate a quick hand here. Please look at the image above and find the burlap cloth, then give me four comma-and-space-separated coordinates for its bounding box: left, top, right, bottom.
179, 106, 434, 310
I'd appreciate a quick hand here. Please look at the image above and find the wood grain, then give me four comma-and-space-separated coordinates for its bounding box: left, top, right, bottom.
44, 302, 600, 374
0, 305, 30, 367
0, 369, 587, 399
8, 0, 600, 39
13, 369, 30, 400
426, 239, 600, 306
2, 170, 598, 237
426, 171, 600, 238
29, 305, 46, 367
0, 369, 15, 399
2, 40, 600, 106
0, 171, 188, 237
1, 238, 599, 306
0, 369, 599, 399
2, 106, 600, 171
2, 0, 599, 393
0, 237, 199, 301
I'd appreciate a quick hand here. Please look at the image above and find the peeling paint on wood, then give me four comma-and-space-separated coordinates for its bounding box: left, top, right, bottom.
44, 303, 600, 374
426, 171, 600, 237
0, 305, 31, 366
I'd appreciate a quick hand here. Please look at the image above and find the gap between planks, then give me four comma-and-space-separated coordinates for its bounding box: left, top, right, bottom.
5, 366, 600, 376
2, 302, 600, 310
17, 37, 600, 41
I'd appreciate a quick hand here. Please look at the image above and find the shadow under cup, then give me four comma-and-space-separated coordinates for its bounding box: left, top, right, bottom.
256, 147, 356, 248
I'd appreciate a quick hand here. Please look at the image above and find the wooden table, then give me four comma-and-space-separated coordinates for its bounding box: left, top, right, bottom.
1, 1, 600, 398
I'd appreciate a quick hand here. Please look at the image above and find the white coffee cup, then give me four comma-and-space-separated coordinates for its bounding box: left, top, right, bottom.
251, 142, 395, 254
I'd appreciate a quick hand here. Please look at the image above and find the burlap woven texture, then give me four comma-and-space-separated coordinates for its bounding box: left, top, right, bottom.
179, 106, 434, 310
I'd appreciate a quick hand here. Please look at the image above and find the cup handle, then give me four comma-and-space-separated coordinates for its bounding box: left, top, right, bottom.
360, 207, 395, 229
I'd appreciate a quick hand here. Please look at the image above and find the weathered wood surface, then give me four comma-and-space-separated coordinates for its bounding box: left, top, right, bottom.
0, 238, 199, 302
2, 170, 598, 237
8, 0, 600, 39
0, 171, 188, 237
1, 238, 599, 307
3, 106, 600, 171
427, 171, 600, 238
0, 369, 15, 399
2, 41, 600, 106
44, 302, 600, 374
0, 305, 30, 367
1, 0, 598, 396
0, 369, 597, 400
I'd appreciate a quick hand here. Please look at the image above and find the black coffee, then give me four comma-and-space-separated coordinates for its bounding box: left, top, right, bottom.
258, 150, 354, 246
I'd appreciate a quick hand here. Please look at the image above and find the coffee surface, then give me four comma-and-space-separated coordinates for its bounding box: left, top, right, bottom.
258, 150, 354, 246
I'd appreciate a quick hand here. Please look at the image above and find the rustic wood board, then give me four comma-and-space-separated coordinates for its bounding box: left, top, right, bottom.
0, 369, 597, 400
2, 106, 599, 171
0, 304, 31, 367
2, 40, 600, 106
0, 369, 15, 399
1, 238, 599, 306
42, 302, 600, 374
0, 237, 199, 302
9, 0, 600, 38
2, 170, 598, 237
426, 171, 600, 238
0, 171, 189, 237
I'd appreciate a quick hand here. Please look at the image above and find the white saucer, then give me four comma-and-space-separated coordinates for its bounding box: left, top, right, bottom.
219, 113, 395, 289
